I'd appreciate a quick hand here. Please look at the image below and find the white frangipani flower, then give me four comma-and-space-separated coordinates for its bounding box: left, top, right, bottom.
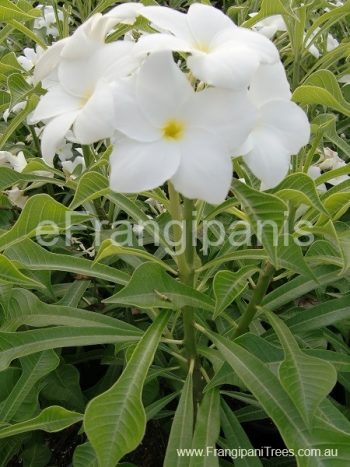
0, 151, 27, 172
251, 14, 287, 39
34, 5, 64, 37
6, 188, 28, 209
106, 2, 145, 24
61, 156, 86, 178
17, 46, 44, 71
136, 3, 279, 89
110, 52, 257, 204
305, 27, 339, 58
31, 33, 137, 165
239, 62, 310, 189
3, 101, 26, 122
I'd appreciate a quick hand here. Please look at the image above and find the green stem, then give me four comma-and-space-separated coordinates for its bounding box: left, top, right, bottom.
167, 183, 202, 410
232, 262, 275, 338
82, 145, 95, 168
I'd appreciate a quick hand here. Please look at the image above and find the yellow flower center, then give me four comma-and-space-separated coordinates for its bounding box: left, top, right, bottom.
162, 119, 185, 141
80, 88, 93, 107
196, 42, 210, 53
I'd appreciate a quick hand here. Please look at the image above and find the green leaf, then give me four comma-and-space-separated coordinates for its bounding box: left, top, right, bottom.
202, 327, 314, 452
0, 327, 140, 371
0, 350, 59, 422
274, 173, 328, 215
69, 171, 109, 209
0, 254, 43, 288
306, 240, 343, 268
0, 406, 82, 439
0, 194, 91, 251
164, 370, 193, 467
220, 400, 263, 467
5, 238, 129, 285
284, 295, 350, 333
7, 73, 33, 109
0, 288, 141, 333
0, 0, 39, 21
105, 262, 215, 311
0, 167, 65, 191
265, 311, 337, 426
96, 239, 177, 275
21, 443, 51, 467
213, 266, 259, 318
189, 388, 220, 467
84, 311, 170, 466
231, 180, 287, 266
242, 0, 294, 27
0, 94, 39, 148
293, 70, 350, 117
276, 235, 316, 279
73, 442, 98, 467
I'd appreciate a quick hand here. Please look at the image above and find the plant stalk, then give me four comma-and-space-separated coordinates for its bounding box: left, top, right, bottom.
232, 262, 275, 338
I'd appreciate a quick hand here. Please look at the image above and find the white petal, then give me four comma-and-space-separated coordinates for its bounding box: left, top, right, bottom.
134, 33, 191, 56
136, 51, 193, 126
41, 111, 79, 166
249, 62, 291, 107
109, 138, 180, 193
259, 100, 310, 154
242, 130, 291, 189
73, 81, 115, 144
213, 27, 279, 64
106, 2, 145, 24
187, 3, 235, 46
113, 81, 160, 142
171, 129, 232, 204
31, 86, 80, 122
185, 88, 257, 152
187, 47, 259, 89
140, 6, 192, 42
33, 38, 68, 84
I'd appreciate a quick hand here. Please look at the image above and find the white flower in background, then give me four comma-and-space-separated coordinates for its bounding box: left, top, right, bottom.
3, 101, 26, 122
17, 46, 44, 71
238, 62, 310, 189
0, 150, 27, 172
251, 14, 287, 39
339, 74, 350, 84
61, 156, 86, 178
34, 5, 64, 38
31, 23, 137, 166
305, 28, 339, 58
110, 52, 256, 204
106, 2, 145, 24
6, 188, 28, 209
318, 147, 350, 185
308, 166, 326, 191
136, 3, 279, 89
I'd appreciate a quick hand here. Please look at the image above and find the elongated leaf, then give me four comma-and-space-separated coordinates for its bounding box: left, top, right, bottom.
0, 0, 39, 21
274, 173, 328, 215
0, 350, 59, 422
232, 180, 287, 266
73, 442, 98, 467
202, 328, 314, 452
213, 266, 259, 318
0, 288, 141, 333
84, 311, 170, 466
284, 295, 350, 333
189, 388, 220, 467
0, 406, 82, 439
96, 239, 177, 274
164, 370, 193, 467
293, 70, 350, 117
276, 235, 316, 279
0, 254, 43, 288
220, 400, 263, 467
105, 262, 214, 311
7, 72, 33, 109
5, 238, 129, 285
266, 311, 337, 426
0, 327, 140, 371
69, 171, 109, 209
0, 194, 91, 251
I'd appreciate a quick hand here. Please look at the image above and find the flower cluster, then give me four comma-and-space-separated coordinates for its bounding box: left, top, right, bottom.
30, 3, 310, 204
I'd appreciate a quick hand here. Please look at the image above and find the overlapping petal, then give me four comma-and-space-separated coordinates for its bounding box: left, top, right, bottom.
171, 129, 233, 204
110, 139, 181, 192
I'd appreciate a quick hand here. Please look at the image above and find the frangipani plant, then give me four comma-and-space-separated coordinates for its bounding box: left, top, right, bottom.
0, 1, 350, 466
